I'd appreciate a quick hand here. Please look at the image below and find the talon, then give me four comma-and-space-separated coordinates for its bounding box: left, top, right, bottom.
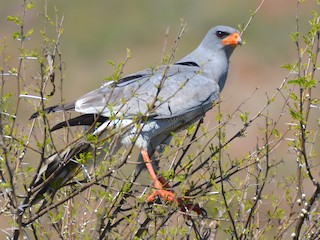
146, 189, 176, 203
142, 149, 203, 216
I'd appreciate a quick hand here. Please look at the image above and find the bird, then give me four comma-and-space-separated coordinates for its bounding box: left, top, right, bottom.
29, 25, 242, 213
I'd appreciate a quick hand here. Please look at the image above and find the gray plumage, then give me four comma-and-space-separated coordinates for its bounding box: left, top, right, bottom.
29, 25, 241, 205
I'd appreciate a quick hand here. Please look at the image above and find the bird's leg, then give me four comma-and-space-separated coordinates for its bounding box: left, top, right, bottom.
141, 149, 176, 202
140, 149, 203, 216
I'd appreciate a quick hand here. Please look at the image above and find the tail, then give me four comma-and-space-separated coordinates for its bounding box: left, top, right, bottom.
30, 102, 109, 132
29, 141, 91, 206
51, 114, 109, 131
29, 102, 76, 119
28, 102, 110, 207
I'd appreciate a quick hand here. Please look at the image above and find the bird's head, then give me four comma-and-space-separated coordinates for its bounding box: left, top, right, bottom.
203, 25, 242, 58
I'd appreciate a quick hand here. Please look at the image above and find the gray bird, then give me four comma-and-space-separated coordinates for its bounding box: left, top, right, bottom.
29, 25, 241, 212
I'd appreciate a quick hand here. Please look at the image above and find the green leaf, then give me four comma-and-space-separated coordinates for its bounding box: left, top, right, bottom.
6, 15, 22, 26
274, 208, 285, 220
289, 108, 302, 121
25, 28, 34, 37
288, 77, 317, 88
122, 182, 131, 193
12, 32, 21, 40
290, 32, 299, 42
77, 151, 93, 165
288, 78, 305, 86
239, 112, 249, 124
26, 2, 35, 10
186, 124, 196, 135
106, 60, 115, 67
126, 48, 131, 58
288, 92, 298, 101
305, 78, 317, 88
281, 64, 293, 70
87, 134, 98, 144
215, 112, 222, 122
272, 128, 282, 139
11, 67, 18, 74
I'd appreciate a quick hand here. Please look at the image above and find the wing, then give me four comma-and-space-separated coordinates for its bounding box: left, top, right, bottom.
75, 63, 220, 119
29, 102, 76, 119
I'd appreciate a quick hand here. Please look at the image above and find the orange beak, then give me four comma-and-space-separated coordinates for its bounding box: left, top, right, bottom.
221, 32, 242, 46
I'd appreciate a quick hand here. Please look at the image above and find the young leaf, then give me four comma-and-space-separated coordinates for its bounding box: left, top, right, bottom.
6, 15, 22, 26
26, 2, 35, 10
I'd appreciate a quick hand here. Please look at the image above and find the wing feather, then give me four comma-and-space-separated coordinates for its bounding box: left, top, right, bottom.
75, 64, 219, 119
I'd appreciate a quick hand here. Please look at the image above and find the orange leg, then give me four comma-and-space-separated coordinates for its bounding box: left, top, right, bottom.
141, 149, 203, 216
141, 149, 176, 202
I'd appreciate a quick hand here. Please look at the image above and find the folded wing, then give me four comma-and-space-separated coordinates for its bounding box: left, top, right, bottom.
75, 64, 220, 120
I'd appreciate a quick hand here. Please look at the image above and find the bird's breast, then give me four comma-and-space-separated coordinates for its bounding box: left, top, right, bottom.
120, 104, 212, 148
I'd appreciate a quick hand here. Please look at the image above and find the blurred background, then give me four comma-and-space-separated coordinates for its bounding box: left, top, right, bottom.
0, 0, 319, 237
1, 0, 314, 99
1, 0, 317, 170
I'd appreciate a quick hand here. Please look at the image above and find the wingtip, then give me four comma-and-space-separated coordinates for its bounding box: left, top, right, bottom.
29, 104, 63, 120
29, 112, 40, 120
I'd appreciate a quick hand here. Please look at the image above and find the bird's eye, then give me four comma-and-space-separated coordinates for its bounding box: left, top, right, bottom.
216, 31, 229, 38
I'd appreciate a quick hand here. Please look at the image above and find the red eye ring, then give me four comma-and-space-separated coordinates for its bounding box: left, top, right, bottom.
216, 31, 229, 38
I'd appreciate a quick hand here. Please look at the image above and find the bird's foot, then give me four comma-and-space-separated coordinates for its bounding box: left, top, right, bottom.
146, 177, 205, 217
146, 188, 176, 203
141, 149, 205, 217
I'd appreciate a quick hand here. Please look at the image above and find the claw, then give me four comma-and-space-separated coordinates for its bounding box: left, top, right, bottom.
146, 189, 176, 203
141, 148, 205, 217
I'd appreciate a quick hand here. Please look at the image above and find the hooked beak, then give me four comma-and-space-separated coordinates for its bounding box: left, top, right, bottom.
222, 32, 242, 46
